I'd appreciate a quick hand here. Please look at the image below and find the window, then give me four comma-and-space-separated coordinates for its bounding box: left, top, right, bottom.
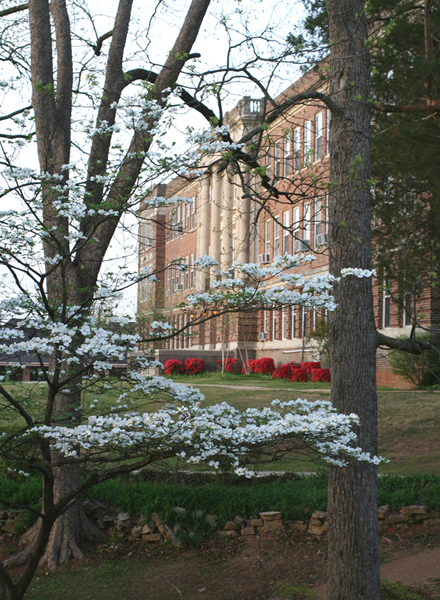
314, 199, 322, 247
274, 142, 282, 178
291, 306, 296, 338
167, 214, 172, 241
265, 150, 271, 176
190, 254, 194, 288
326, 108, 331, 155
302, 307, 308, 338
304, 121, 312, 159
264, 221, 271, 256
284, 132, 291, 176
186, 202, 190, 230
293, 207, 300, 249
283, 211, 290, 254
281, 307, 287, 340
272, 308, 277, 340
303, 202, 311, 245
293, 127, 301, 171
315, 112, 323, 161
403, 293, 412, 327
383, 282, 391, 328
184, 256, 189, 289
274, 218, 280, 256
194, 196, 198, 227
263, 310, 268, 334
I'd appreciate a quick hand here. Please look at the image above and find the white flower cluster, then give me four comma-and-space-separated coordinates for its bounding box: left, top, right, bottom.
341, 268, 377, 278
29, 388, 385, 470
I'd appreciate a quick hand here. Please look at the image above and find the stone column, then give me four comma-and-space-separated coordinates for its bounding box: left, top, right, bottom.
211, 170, 222, 268
221, 172, 233, 272
196, 172, 211, 291
237, 176, 250, 268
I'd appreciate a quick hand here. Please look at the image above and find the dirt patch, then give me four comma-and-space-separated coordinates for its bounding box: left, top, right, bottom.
3, 520, 440, 599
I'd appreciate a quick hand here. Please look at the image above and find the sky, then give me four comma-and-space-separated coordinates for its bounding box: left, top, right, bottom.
0, 0, 306, 318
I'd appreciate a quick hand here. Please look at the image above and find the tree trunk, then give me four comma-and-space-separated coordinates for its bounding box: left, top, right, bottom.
325, 1, 381, 599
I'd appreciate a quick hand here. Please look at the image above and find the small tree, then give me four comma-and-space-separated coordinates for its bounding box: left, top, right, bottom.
389, 334, 440, 388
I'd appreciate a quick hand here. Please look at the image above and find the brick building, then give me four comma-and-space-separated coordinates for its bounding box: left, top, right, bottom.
137, 70, 439, 388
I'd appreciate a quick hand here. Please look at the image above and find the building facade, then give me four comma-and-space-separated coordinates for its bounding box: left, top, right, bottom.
137, 71, 439, 388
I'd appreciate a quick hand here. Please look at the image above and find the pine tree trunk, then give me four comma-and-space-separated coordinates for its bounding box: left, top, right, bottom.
325, 1, 381, 599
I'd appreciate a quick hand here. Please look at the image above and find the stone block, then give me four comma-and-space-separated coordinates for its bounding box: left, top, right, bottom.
249, 518, 263, 527
378, 505, 390, 519
130, 526, 142, 539
224, 521, 239, 531
384, 514, 411, 525
400, 505, 428, 515
173, 507, 186, 515
259, 511, 282, 521
262, 521, 285, 533
234, 516, 245, 526
308, 523, 327, 536
288, 521, 308, 532
422, 512, 440, 519
221, 529, 239, 537
206, 514, 217, 528
310, 510, 327, 522
117, 512, 130, 521
141, 524, 152, 535
142, 533, 162, 543
241, 526, 256, 536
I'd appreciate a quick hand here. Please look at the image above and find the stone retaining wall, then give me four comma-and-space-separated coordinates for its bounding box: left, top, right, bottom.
2, 503, 438, 545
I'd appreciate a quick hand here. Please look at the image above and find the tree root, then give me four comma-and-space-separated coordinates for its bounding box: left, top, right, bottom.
3, 505, 106, 570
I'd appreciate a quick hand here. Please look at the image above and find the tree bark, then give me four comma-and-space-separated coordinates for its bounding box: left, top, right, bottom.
325, 1, 381, 599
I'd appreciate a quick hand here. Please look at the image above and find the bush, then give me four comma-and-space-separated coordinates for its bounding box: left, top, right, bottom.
381, 580, 433, 600
311, 368, 331, 382
242, 360, 257, 374
216, 358, 239, 373
273, 363, 301, 380
255, 357, 276, 374
290, 368, 309, 382
389, 334, 440, 388
184, 358, 205, 375
301, 361, 321, 373
164, 359, 183, 376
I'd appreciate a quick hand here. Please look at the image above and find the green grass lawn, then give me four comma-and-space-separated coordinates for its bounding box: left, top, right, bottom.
1, 376, 439, 475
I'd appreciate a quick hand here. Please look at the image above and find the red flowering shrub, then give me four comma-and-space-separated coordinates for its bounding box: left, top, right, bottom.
184, 358, 205, 375
311, 368, 331, 382
164, 359, 183, 376
242, 360, 257, 374
273, 362, 302, 380
301, 361, 321, 374
216, 358, 239, 373
290, 368, 309, 382
255, 357, 276, 374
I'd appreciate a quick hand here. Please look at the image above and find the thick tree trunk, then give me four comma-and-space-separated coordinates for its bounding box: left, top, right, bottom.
325, 1, 381, 599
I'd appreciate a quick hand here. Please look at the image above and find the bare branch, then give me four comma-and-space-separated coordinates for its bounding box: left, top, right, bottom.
92, 29, 113, 56
0, 3, 28, 18
376, 331, 439, 354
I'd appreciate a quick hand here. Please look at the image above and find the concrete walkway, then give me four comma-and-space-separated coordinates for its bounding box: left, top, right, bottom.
315, 545, 440, 598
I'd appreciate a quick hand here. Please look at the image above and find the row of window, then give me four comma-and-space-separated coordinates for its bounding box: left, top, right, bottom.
167, 199, 197, 242
166, 255, 197, 294
262, 306, 325, 341
166, 314, 193, 349
262, 199, 327, 260
269, 110, 329, 178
